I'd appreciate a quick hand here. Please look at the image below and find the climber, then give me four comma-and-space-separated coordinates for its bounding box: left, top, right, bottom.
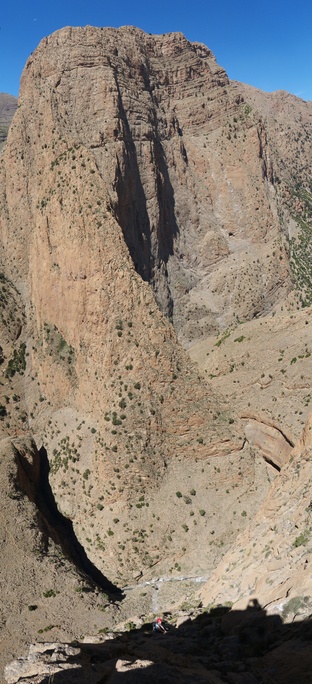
152, 617, 167, 634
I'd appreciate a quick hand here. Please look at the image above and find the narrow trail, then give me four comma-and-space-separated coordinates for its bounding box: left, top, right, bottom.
122, 574, 209, 593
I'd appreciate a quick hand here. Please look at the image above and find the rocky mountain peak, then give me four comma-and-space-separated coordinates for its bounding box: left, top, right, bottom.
0, 25, 311, 679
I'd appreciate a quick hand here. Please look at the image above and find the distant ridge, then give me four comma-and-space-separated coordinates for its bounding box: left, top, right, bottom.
0, 92, 17, 146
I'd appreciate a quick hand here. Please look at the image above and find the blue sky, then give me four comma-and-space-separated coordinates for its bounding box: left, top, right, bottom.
1, 0, 311, 100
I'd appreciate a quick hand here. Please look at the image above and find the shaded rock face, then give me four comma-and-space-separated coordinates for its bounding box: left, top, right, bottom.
5, 606, 312, 684
0, 93, 17, 149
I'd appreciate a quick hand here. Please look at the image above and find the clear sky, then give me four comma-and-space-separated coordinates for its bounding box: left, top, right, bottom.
1, 0, 311, 101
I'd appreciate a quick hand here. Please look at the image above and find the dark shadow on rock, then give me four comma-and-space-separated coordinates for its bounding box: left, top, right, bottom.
113, 85, 153, 283
113, 77, 179, 318
14, 441, 123, 600
32, 600, 312, 683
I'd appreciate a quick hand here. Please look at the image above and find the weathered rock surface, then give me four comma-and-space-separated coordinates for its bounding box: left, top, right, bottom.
198, 412, 312, 619
243, 420, 292, 469
0, 25, 311, 681
5, 27, 312, 342
189, 306, 312, 441
0, 93, 17, 150
5, 605, 312, 683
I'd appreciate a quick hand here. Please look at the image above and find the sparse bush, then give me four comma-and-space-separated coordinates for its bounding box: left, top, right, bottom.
0, 404, 7, 418
293, 529, 311, 547
43, 589, 57, 598
282, 596, 310, 619
6, 343, 26, 377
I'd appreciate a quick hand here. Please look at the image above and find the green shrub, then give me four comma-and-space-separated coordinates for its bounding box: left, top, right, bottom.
124, 621, 136, 631
43, 589, 57, 598
282, 596, 310, 619
6, 343, 26, 377
293, 529, 311, 547
38, 625, 55, 633
215, 331, 230, 347
0, 404, 7, 418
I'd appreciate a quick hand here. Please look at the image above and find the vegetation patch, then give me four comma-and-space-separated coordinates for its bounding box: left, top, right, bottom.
282, 595, 311, 619
289, 187, 312, 307
293, 528, 311, 547
5, 343, 26, 377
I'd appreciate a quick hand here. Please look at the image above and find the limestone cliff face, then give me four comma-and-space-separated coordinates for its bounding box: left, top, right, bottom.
5, 26, 311, 345
1, 26, 255, 589
0, 93, 17, 150
198, 411, 312, 620
0, 25, 312, 674
0, 22, 311, 582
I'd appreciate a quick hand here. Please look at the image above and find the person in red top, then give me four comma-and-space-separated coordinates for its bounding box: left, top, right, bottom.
153, 617, 167, 634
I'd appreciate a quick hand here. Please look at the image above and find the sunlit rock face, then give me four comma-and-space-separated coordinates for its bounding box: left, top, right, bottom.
0, 25, 311, 678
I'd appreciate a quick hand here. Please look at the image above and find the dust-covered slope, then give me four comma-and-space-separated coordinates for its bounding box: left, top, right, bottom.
198, 411, 312, 623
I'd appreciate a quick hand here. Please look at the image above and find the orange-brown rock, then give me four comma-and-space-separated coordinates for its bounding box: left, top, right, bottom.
198, 411, 312, 619
0, 25, 311, 678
